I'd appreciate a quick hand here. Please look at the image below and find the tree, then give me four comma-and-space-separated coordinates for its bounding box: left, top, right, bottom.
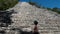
47, 8, 52, 10
0, 0, 19, 10
29, 1, 41, 8
52, 7, 60, 14
52, 7, 58, 11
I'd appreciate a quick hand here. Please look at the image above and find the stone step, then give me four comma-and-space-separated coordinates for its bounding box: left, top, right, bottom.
40, 33, 54, 34
39, 30, 60, 34
38, 27, 58, 30
38, 24, 59, 27
39, 30, 51, 33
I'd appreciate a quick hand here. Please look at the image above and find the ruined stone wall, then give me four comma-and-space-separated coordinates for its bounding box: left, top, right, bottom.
0, 2, 60, 34
10, 2, 60, 34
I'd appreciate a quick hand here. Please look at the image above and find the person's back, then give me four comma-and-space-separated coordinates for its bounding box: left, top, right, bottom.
33, 20, 39, 34
20, 20, 39, 34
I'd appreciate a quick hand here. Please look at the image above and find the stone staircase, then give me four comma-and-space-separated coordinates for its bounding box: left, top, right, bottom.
1, 2, 60, 34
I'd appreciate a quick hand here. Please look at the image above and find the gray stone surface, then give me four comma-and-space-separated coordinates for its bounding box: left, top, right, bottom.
0, 2, 60, 34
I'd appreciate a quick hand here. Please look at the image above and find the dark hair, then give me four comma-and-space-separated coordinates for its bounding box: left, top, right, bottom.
34, 20, 38, 25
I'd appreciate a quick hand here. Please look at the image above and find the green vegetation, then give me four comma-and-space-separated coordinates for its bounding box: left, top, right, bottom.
28, 1, 60, 14
29, 2, 36, 5
29, 2, 41, 8
47, 7, 60, 14
52, 7, 60, 14
0, 0, 19, 10
47, 8, 52, 10
29, 0, 60, 14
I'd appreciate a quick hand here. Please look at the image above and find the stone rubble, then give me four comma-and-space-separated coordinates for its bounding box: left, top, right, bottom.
0, 2, 60, 34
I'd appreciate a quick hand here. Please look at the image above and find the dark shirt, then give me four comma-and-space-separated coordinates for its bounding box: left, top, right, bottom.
33, 25, 39, 34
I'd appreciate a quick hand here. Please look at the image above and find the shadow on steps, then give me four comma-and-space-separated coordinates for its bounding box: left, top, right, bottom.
0, 10, 15, 27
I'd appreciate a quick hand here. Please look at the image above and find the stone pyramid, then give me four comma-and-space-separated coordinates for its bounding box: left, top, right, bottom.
7, 2, 60, 34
